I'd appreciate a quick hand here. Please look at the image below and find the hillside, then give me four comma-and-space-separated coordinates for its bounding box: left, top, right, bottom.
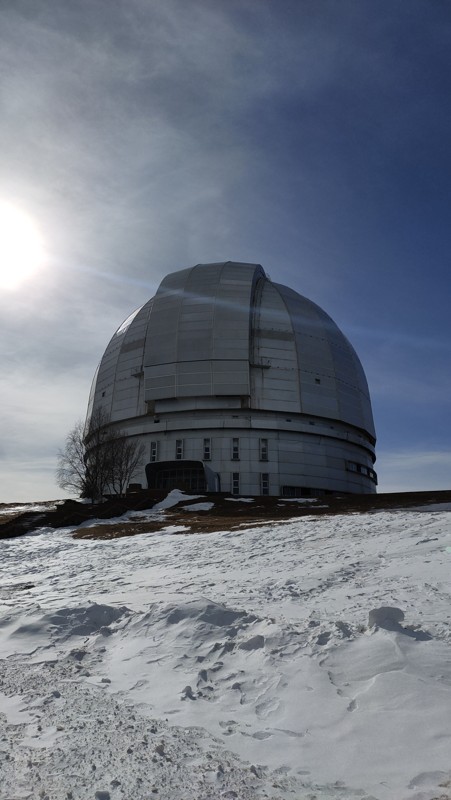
2, 488, 451, 539
1, 492, 451, 799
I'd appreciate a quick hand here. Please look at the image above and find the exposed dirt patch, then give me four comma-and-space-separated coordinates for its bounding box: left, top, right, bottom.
73, 489, 451, 540
73, 513, 279, 540
2, 490, 451, 541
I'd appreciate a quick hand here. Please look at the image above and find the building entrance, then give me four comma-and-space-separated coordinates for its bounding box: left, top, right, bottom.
145, 460, 207, 492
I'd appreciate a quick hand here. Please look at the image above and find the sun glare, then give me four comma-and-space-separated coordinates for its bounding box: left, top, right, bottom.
0, 202, 45, 290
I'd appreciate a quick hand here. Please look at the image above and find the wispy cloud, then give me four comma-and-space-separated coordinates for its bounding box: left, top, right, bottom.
0, 364, 89, 502
0, 1, 450, 498
377, 450, 451, 493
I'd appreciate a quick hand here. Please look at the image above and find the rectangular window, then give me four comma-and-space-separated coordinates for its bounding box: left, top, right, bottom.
259, 438, 268, 461
203, 437, 211, 461
261, 473, 269, 496
150, 441, 159, 463
232, 472, 240, 495
346, 461, 377, 484
175, 439, 183, 460
282, 486, 312, 498
232, 437, 240, 461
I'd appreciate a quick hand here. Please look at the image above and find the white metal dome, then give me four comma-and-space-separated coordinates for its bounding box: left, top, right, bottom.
87, 262, 376, 496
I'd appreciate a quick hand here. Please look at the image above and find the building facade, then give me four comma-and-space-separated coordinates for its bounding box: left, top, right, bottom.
86, 262, 377, 496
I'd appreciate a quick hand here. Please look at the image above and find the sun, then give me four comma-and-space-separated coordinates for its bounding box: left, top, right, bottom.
0, 202, 45, 290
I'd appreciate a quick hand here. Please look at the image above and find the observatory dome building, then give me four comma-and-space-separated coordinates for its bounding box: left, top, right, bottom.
87, 262, 377, 496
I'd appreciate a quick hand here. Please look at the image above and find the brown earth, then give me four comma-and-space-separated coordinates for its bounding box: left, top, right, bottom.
1, 489, 450, 541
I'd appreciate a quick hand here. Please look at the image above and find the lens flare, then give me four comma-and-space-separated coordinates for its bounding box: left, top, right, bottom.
0, 202, 45, 290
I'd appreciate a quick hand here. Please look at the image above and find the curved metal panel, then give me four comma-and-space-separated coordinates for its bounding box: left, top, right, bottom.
143, 262, 264, 401
87, 261, 377, 495
274, 283, 375, 439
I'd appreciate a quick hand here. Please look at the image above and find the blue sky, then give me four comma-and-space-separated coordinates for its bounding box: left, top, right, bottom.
0, 0, 450, 501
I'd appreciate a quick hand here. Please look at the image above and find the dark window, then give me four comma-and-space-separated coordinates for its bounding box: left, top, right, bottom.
203, 438, 211, 461
259, 438, 268, 461
232, 472, 240, 495
346, 460, 377, 484
261, 473, 269, 496
146, 462, 207, 492
282, 486, 312, 498
150, 441, 158, 463
232, 438, 240, 461
175, 439, 183, 460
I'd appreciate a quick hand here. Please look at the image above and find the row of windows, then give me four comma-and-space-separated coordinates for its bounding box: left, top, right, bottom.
150, 442, 377, 485
346, 460, 378, 484
232, 473, 269, 496
149, 438, 270, 463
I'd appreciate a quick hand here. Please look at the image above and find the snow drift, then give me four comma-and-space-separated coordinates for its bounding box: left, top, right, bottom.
1, 503, 451, 799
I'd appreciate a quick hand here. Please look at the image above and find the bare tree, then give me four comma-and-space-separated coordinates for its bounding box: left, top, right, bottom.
108, 436, 146, 497
56, 420, 91, 498
83, 407, 117, 501
56, 408, 145, 502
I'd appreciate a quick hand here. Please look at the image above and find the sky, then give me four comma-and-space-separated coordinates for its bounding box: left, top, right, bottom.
0, 0, 450, 502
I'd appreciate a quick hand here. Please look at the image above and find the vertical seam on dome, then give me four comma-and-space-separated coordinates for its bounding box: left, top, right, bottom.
271, 283, 303, 413
174, 266, 196, 396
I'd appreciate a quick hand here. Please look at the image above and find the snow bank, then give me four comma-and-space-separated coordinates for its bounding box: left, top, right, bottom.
181, 502, 214, 511
410, 502, 451, 512
225, 497, 254, 503
152, 489, 205, 511
0, 503, 55, 515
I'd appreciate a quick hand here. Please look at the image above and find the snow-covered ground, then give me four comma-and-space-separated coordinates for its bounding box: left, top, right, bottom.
1, 500, 451, 799
0, 503, 57, 516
